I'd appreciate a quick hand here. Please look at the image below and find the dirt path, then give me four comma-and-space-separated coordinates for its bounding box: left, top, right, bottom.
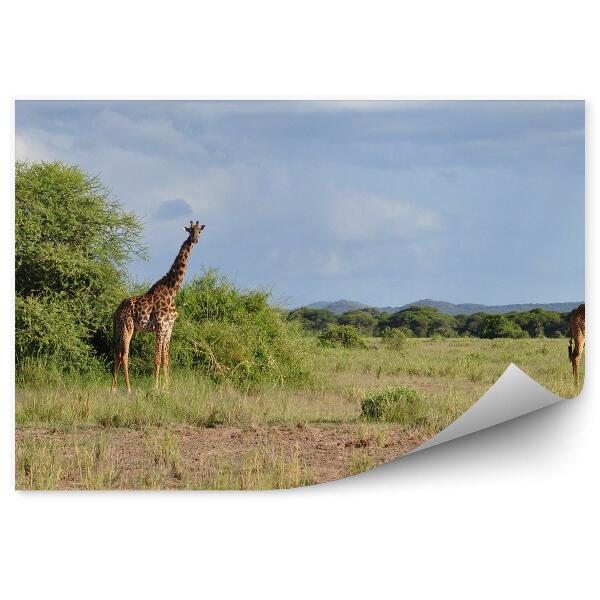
16, 424, 429, 489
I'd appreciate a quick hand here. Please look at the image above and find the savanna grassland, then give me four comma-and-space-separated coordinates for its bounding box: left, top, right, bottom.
15, 161, 583, 490
15, 337, 582, 490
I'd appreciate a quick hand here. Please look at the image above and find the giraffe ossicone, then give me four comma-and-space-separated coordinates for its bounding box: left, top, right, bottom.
111, 221, 206, 393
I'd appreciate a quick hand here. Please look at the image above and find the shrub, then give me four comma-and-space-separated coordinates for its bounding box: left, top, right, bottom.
361, 385, 428, 425
381, 328, 408, 351
319, 325, 366, 348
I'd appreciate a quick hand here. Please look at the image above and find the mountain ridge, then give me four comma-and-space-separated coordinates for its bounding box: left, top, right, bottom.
304, 298, 583, 316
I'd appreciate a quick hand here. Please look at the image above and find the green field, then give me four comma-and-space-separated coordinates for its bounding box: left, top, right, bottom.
15, 337, 582, 490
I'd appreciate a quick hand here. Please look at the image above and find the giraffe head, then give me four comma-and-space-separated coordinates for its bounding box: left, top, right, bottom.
184, 220, 206, 244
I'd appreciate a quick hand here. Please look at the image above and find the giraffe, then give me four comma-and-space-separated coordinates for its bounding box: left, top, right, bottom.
568, 303, 585, 386
111, 220, 206, 393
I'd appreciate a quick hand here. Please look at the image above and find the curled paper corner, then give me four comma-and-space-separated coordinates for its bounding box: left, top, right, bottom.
409, 363, 563, 455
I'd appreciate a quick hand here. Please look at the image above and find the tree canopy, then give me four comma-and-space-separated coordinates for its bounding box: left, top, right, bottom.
288, 307, 337, 332
15, 161, 146, 369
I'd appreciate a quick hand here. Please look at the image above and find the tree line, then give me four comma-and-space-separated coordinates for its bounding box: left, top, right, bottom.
287, 305, 573, 339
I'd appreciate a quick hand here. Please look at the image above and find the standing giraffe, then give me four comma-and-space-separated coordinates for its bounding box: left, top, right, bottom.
568, 303, 585, 386
111, 220, 206, 393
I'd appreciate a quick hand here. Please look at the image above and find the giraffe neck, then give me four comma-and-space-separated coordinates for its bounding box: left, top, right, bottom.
157, 237, 194, 296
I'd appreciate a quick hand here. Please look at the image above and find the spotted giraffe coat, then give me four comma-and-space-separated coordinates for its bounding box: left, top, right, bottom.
112, 222, 205, 392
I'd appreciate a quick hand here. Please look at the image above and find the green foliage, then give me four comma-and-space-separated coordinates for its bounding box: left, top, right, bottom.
361, 385, 428, 424
506, 308, 567, 338
480, 314, 528, 339
15, 296, 97, 371
15, 161, 146, 371
387, 306, 457, 337
455, 312, 486, 337
287, 307, 336, 332
319, 325, 366, 348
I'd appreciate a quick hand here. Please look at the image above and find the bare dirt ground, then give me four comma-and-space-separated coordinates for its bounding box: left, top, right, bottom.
16, 424, 429, 490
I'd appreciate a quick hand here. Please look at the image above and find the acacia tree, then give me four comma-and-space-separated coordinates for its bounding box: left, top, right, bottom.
15, 161, 146, 371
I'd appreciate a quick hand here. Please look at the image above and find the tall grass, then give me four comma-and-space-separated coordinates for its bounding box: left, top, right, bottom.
17, 337, 581, 433
16, 372, 356, 429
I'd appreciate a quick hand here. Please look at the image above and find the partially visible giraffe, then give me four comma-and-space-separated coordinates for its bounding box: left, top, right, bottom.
111, 221, 206, 393
568, 303, 585, 386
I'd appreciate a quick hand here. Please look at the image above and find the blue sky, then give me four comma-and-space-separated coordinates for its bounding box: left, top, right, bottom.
15, 100, 584, 307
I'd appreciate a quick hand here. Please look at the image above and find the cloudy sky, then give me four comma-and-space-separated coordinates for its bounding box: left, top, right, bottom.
15, 100, 584, 307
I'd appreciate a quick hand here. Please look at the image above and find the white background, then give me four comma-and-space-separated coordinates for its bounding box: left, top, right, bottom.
1, 1, 597, 598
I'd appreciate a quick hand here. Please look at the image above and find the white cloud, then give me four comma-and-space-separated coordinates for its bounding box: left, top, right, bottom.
15, 129, 74, 162
327, 193, 440, 242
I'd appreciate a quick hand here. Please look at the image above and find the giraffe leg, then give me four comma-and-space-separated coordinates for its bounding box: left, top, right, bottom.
161, 329, 172, 390
111, 351, 122, 392
112, 320, 132, 392
154, 333, 164, 391
121, 328, 134, 394
573, 336, 585, 387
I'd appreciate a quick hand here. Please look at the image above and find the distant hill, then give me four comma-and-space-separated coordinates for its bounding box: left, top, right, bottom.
305, 298, 583, 316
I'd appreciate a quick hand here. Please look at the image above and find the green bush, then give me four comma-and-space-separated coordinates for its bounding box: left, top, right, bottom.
361, 385, 428, 424
319, 325, 366, 348
381, 328, 408, 351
